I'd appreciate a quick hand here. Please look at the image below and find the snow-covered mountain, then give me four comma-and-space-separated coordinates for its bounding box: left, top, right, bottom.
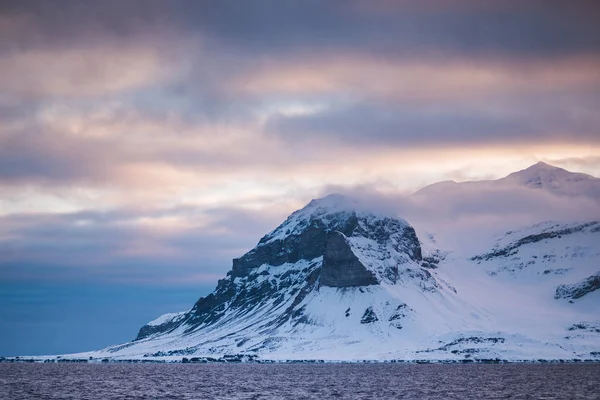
68, 164, 600, 362
415, 161, 600, 200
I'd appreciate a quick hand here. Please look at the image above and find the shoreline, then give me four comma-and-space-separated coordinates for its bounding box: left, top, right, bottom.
2, 356, 599, 365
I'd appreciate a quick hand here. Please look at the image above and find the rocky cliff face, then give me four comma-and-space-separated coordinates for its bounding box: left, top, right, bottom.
321, 231, 378, 287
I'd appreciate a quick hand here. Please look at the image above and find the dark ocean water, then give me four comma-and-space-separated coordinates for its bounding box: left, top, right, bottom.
0, 363, 599, 399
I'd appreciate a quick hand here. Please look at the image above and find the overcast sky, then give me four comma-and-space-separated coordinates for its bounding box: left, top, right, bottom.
1, 0, 599, 356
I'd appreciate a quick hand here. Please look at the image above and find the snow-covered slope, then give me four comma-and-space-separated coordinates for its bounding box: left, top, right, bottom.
58, 164, 600, 362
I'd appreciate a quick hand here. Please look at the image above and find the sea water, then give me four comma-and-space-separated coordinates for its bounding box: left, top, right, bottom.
1, 363, 599, 399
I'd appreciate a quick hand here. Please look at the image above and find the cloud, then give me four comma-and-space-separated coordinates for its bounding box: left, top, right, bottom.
175, 0, 600, 60
265, 98, 600, 149
231, 55, 600, 101
549, 156, 600, 176
0, 204, 290, 285
3, 1, 599, 102
0, 45, 175, 99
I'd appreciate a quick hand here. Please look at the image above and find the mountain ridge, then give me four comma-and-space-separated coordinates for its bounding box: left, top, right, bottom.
17, 163, 600, 362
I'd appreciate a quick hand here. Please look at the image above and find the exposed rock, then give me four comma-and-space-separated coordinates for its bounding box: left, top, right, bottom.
388, 304, 412, 321
567, 321, 600, 333
136, 319, 181, 341
360, 307, 379, 324
419, 337, 506, 353
555, 273, 600, 300
231, 213, 358, 278
321, 231, 378, 287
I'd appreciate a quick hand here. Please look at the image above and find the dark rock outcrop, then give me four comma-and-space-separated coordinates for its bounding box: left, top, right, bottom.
567, 321, 600, 333
136, 320, 180, 341
321, 231, 378, 287
555, 272, 600, 300
360, 307, 379, 324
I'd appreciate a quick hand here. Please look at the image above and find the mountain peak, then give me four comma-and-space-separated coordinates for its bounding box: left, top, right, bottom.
414, 162, 599, 200
520, 161, 563, 173
259, 193, 406, 247
506, 161, 594, 186
497, 161, 599, 199
531, 161, 554, 168
304, 193, 358, 213
509, 161, 567, 177
301, 193, 394, 221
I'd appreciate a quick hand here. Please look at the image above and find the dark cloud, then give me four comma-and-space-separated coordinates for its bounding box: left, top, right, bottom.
0, 1, 174, 51
266, 98, 600, 149
194, 0, 600, 60
3, 0, 599, 60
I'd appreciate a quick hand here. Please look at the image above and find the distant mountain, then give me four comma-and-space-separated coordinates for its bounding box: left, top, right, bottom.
415, 161, 600, 200
504, 162, 599, 195
32, 164, 600, 362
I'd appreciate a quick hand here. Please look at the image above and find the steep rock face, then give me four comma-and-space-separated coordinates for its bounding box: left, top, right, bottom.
230, 211, 359, 278
321, 231, 378, 287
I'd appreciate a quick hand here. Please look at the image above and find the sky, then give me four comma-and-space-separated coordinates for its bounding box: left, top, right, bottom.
0, 0, 599, 356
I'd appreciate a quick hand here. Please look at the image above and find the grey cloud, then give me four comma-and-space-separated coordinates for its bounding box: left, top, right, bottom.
266, 98, 600, 148
2, 0, 599, 129
171, 0, 600, 60
0, 129, 122, 184
3, 1, 599, 62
